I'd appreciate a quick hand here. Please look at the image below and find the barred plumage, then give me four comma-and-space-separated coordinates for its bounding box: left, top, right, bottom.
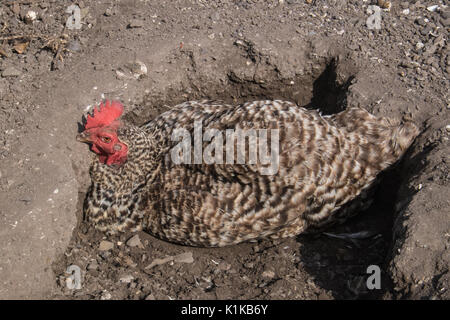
79, 99, 419, 247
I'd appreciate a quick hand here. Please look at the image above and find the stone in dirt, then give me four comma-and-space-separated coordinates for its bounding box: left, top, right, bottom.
98, 240, 114, 251
2, 67, 21, 77
262, 270, 276, 279
126, 234, 144, 249
128, 19, 144, 28
119, 275, 134, 283
87, 260, 99, 270
145, 251, 194, 269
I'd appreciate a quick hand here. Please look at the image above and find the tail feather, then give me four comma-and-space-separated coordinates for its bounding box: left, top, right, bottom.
330, 107, 419, 160
389, 121, 420, 158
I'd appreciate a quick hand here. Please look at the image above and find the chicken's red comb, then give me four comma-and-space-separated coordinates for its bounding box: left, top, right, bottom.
84, 100, 124, 130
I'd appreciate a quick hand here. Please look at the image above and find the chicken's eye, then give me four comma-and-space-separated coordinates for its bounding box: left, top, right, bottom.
101, 136, 112, 143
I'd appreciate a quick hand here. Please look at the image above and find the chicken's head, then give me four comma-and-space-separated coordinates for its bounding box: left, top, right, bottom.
77, 100, 128, 166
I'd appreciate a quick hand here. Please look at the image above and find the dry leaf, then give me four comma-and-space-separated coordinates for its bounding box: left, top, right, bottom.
377, 0, 391, 10
14, 41, 29, 54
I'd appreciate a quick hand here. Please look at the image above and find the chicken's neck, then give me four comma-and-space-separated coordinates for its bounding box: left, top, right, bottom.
91, 126, 164, 192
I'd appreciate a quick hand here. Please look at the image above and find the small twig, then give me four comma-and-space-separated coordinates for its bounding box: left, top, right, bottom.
0, 28, 71, 65
1, 22, 7, 33
49, 27, 69, 68
0, 34, 39, 41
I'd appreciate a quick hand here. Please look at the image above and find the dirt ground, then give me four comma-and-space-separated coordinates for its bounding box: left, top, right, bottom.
0, 0, 448, 300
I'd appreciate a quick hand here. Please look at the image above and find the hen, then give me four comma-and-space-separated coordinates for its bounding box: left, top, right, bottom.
77, 99, 418, 247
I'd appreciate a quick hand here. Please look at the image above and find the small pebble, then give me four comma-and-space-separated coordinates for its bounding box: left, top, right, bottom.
2, 67, 21, 77
87, 260, 99, 270
126, 234, 144, 249
99, 240, 114, 251
24, 10, 37, 24
262, 270, 275, 279
104, 8, 113, 16
426, 5, 439, 12
128, 19, 144, 28
119, 275, 134, 283
124, 60, 147, 79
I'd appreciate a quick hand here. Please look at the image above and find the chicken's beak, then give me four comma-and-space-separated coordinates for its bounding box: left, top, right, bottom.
76, 131, 91, 143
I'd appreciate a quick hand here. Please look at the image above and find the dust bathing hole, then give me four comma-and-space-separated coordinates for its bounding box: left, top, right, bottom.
136, 57, 411, 298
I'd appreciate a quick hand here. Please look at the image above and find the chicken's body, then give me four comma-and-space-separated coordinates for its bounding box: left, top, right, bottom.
82, 100, 418, 247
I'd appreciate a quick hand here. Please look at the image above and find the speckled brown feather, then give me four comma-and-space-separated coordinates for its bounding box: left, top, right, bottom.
83, 100, 419, 247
